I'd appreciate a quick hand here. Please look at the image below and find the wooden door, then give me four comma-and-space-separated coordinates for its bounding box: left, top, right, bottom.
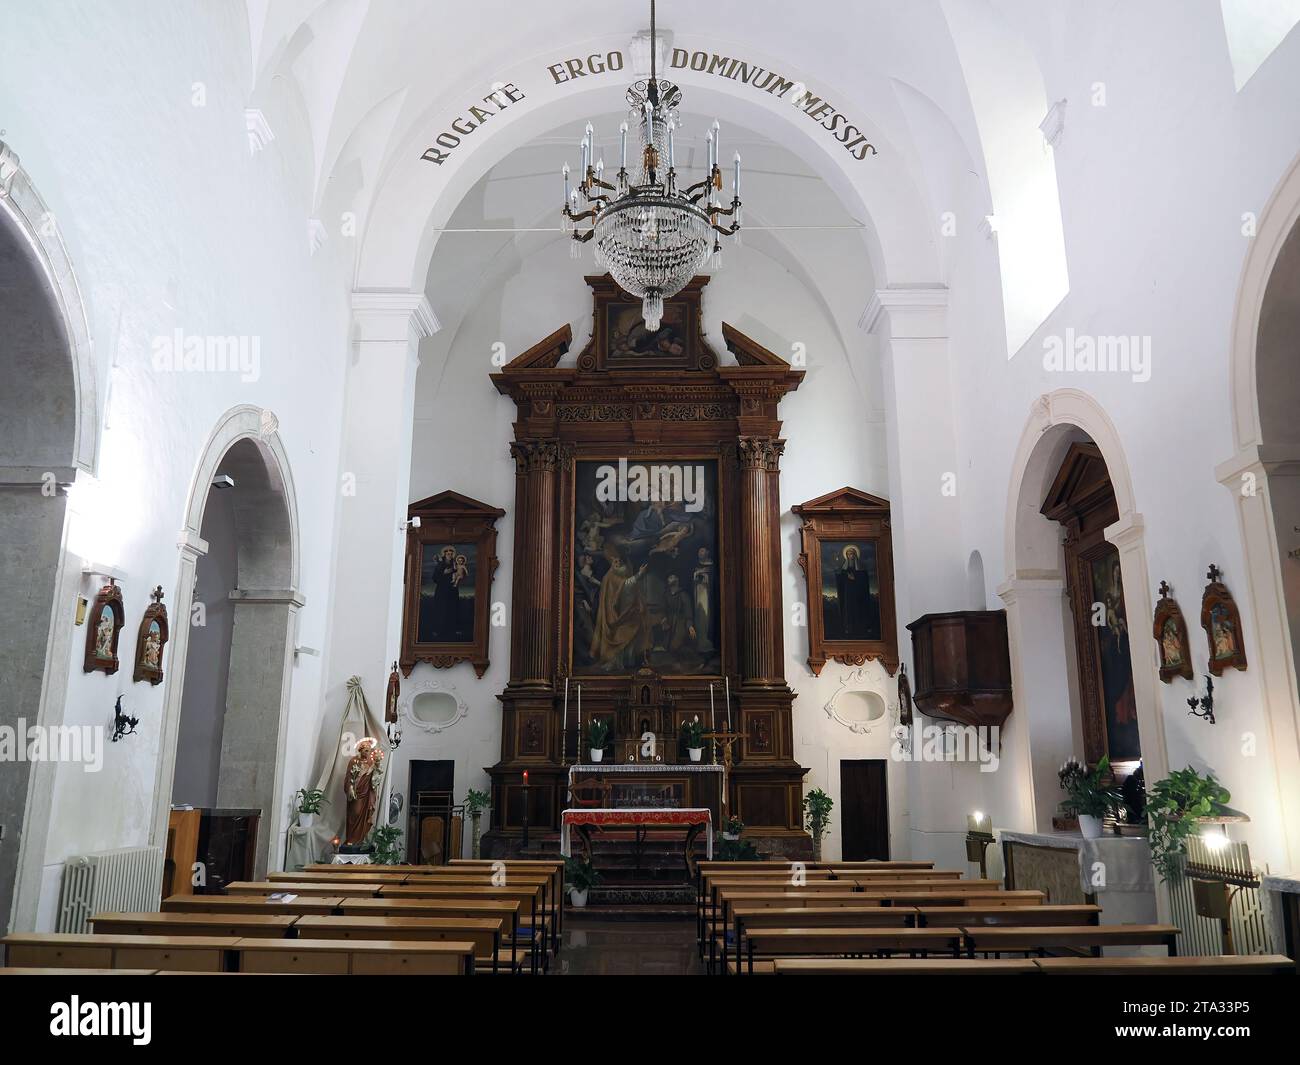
840, 760, 889, 860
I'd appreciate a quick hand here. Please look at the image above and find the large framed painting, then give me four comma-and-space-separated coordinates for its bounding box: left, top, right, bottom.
793, 488, 898, 677
571, 457, 722, 676
576, 274, 716, 372
399, 491, 504, 678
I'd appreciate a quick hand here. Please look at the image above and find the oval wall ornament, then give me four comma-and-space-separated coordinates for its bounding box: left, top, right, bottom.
398, 672, 470, 735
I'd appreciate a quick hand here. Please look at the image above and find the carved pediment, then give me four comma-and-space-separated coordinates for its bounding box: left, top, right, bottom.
408, 490, 506, 521
791, 486, 891, 518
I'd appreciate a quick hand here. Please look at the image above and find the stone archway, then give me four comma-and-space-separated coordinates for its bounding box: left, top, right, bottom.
149, 406, 302, 882
998, 389, 1168, 833
0, 141, 100, 931
1219, 149, 1300, 868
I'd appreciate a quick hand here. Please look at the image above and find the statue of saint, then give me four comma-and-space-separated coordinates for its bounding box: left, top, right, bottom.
344, 738, 385, 845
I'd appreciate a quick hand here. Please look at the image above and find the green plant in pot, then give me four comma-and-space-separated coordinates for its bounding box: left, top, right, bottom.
1058, 755, 1121, 839
367, 824, 404, 865
588, 718, 610, 763
464, 787, 490, 859
802, 788, 833, 861
564, 855, 602, 907
1146, 766, 1233, 881
683, 716, 706, 762
294, 787, 326, 830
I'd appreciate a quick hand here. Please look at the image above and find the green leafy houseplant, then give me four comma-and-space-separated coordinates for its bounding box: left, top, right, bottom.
367, 824, 404, 865
1057, 755, 1121, 819
682, 717, 705, 754
294, 788, 325, 814
588, 718, 610, 753
802, 788, 834, 861
1146, 767, 1233, 880
564, 855, 602, 904
717, 835, 759, 861
464, 787, 490, 859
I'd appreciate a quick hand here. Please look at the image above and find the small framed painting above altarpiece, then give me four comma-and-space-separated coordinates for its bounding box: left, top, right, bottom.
793, 487, 899, 677
399, 491, 505, 679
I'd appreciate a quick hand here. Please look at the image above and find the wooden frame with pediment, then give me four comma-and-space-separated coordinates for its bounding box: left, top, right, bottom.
399, 491, 504, 679
793, 487, 899, 677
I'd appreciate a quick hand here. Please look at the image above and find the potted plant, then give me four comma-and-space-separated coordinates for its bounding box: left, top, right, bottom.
464, 787, 490, 859
1058, 755, 1121, 839
564, 855, 602, 907
721, 815, 744, 841
683, 717, 706, 762
802, 788, 833, 861
367, 824, 404, 865
1146, 766, 1234, 880
294, 787, 325, 830
588, 718, 609, 763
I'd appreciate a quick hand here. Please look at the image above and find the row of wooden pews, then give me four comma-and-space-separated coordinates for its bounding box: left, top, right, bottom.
1, 858, 564, 976
696, 860, 1296, 976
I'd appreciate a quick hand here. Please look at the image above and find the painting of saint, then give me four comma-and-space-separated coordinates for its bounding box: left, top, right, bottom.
572, 459, 720, 675
820, 541, 882, 641
1160, 616, 1183, 670
1089, 551, 1141, 762
417, 543, 477, 643
606, 300, 689, 363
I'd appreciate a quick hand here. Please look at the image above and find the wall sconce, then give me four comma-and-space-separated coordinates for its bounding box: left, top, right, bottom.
1187, 674, 1215, 724
112, 695, 138, 742
965, 810, 994, 878
400, 515, 422, 533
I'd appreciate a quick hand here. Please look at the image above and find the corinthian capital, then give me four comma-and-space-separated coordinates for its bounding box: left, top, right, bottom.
510, 440, 561, 474
737, 436, 785, 472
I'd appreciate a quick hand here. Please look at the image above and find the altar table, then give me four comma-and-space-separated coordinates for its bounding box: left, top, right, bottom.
560, 808, 713, 873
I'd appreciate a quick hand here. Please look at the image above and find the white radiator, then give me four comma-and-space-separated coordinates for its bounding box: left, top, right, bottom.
56, 846, 164, 932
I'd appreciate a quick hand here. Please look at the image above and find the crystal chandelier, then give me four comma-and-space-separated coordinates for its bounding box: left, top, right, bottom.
562, 0, 741, 330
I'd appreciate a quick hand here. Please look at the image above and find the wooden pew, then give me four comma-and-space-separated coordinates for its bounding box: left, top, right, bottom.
706, 885, 864, 969
293, 915, 506, 974
338, 898, 524, 974
773, 957, 1037, 976
740, 927, 966, 975
447, 859, 565, 953
917, 904, 1100, 927
852, 878, 1002, 892
0, 967, 159, 975
1035, 955, 1297, 975
964, 924, 1180, 958
375, 873, 553, 951
3, 933, 238, 972
162, 894, 344, 916
225, 881, 385, 898
828, 868, 963, 880
268, 870, 409, 883
234, 937, 474, 975
377, 882, 549, 970
90, 912, 297, 939
856, 890, 1045, 907
728, 906, 918, 976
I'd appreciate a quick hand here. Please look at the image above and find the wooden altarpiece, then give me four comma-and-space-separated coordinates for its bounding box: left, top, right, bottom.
483, 275, 812, 857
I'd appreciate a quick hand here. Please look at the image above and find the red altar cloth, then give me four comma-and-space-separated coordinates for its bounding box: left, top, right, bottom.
559, 808, 713, 858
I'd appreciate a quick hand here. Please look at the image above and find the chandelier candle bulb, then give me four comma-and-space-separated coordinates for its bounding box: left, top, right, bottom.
563, 162, 570, 203
619, 122, 627, 170
712, 120, 720, 166
734, 152, 741, 197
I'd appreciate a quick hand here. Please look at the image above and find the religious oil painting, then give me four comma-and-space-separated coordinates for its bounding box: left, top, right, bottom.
819, 540, 882, 642
417, 543, 478, 644
1089, 551, 1140, 762
572, 458, 721, 676
605, 299, 689, 365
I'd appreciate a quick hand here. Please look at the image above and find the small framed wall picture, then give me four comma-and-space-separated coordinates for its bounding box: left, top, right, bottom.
1151, 580, 1192, 683
84, 580, 125, 675
1200, 564, 1247, 675
133, 585, 169, 685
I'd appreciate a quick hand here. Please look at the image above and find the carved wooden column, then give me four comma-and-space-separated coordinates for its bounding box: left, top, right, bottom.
737, 436, 786, 684
509, 440, 559, 688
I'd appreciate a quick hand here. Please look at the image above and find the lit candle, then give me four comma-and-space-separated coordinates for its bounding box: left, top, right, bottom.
733, 151, 741, 198
523, 770, 529, 786
709, 682, 716, 734
619, 122, 628, 171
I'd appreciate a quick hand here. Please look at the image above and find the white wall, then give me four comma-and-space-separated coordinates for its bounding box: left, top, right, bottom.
0, 3, 353, 927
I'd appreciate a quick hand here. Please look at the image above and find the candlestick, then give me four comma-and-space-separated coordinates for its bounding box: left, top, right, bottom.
563, 162, 570, 205
563, 676, 570, 762
733, 151, 741, 198
709, 682, 716, 732
711, 120, 720, 167
619, 122, 628, 171
577, 683, 582, 757
596, 157, 604, 182
580, 138, 588, 180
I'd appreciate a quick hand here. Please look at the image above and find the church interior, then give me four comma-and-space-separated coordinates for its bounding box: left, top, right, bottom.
3, 0, 1300, 1013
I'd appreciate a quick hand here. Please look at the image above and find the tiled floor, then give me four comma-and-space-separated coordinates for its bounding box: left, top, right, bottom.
555, 918, 706, 975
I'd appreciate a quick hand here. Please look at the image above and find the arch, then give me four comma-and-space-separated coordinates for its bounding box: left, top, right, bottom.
149, 405, 303, 881
2, 144, 99, 931
354, 33, 940, 295
1218, 148, 1300, 869
999, 389, 1168, 833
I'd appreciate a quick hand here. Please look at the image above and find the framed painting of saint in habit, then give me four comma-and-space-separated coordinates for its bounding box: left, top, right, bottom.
399, 491, 504, 679
793, 488, 899, 677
